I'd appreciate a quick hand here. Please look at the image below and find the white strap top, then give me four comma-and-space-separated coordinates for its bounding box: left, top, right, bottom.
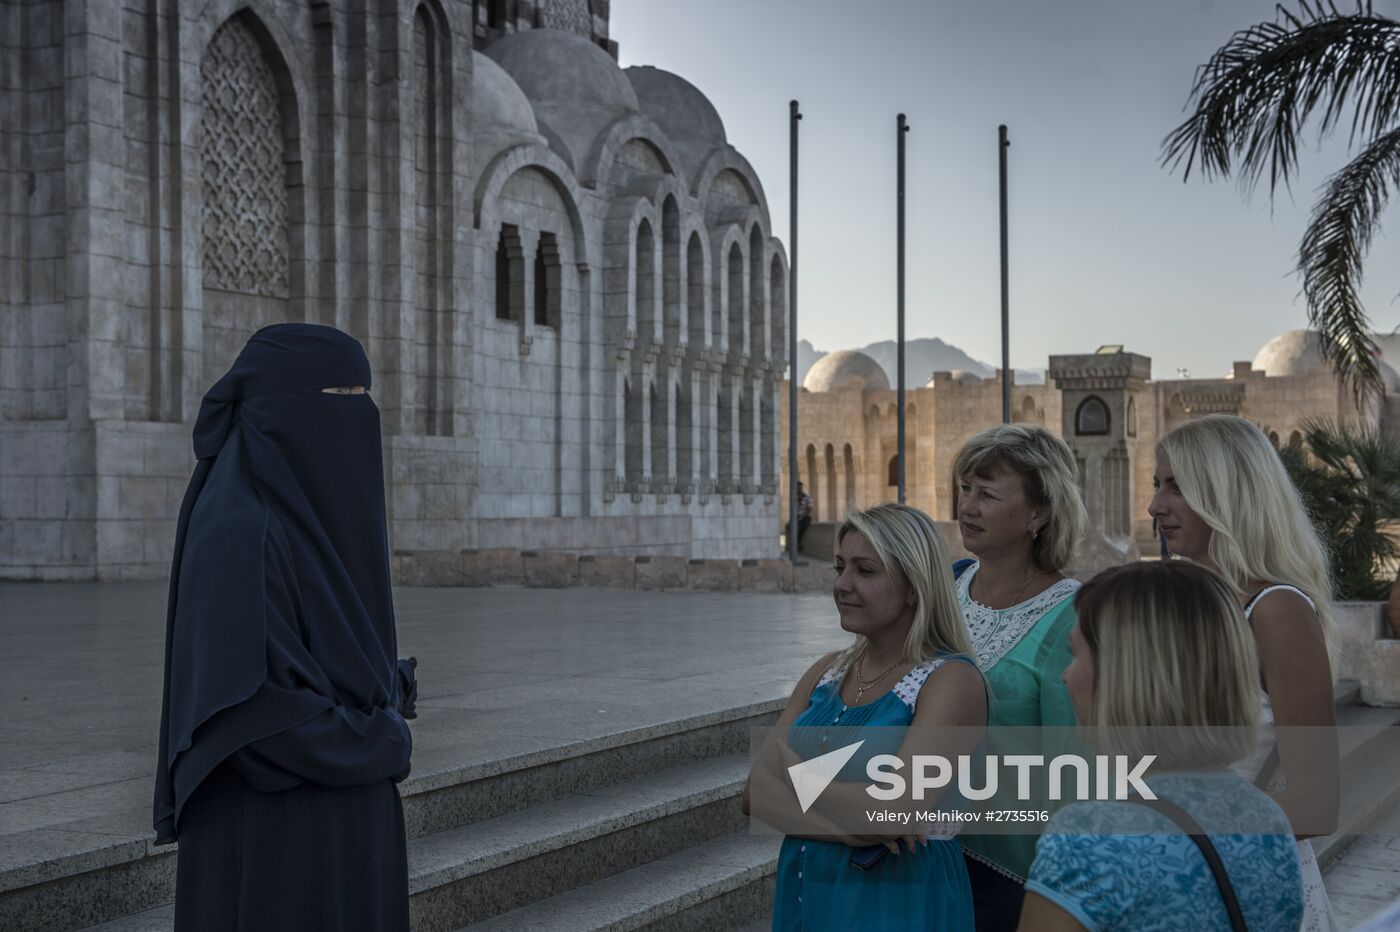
1243, 584, 1317, 620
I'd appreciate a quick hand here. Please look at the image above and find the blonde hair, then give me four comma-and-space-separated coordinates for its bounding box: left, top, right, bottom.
953, 424, 1087, 572
835, 503, 976, 667
1157, 414, 1336, 652
1076, 562, 1261, 767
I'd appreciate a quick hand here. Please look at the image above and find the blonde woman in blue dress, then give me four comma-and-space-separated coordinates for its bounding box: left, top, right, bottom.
1152, 414, 1339, 930
744, 503, 987, 931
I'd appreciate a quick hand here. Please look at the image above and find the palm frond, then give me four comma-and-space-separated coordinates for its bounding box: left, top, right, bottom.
1297, 128, 1400, 399
1162, 1, 1400, 196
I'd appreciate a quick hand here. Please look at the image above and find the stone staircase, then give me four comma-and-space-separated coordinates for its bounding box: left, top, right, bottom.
6, 683, 1398, 931
0, 702, 784, 932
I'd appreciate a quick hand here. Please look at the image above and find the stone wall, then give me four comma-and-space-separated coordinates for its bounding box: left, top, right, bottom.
1, 4, 786, 578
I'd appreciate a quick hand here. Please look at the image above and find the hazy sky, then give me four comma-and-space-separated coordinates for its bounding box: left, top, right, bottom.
614, 0, 1400, 380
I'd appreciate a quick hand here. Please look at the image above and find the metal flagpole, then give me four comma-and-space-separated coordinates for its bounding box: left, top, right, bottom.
897, 113, 908, 504
999, 124, 1011, 424
787, 100, 801, 562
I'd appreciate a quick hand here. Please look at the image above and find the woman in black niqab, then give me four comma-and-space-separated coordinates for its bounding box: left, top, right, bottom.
154, 323, 416, 932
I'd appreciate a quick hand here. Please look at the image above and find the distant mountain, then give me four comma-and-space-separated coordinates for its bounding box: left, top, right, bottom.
795, 338, 1045, 387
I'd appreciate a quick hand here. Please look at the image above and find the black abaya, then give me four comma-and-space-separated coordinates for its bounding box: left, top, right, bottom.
154, 325, 414, 932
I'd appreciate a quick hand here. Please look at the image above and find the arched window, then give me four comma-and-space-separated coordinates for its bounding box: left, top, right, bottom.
1268, 430, 1280, 447
495, 224, 522, 321
887, 455, 899, 487
534, 232, 559, 327
1075, 395, 1110, 436
1022, 396, 1036, 417
1289, 430, 1303, 448
1126, 397, 1138, 438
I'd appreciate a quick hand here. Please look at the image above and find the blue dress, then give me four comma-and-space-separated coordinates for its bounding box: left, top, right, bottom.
771, 657, 977, 932
1026, 772, 1304, 931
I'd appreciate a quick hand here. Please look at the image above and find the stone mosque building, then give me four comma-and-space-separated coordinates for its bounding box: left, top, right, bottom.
784, 329, 1400, 563
1, 0, 789, 579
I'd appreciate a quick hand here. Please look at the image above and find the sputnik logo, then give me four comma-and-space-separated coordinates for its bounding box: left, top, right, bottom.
786, 740, 865, 813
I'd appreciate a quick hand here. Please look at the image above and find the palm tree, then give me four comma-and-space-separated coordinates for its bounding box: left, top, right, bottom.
1279, 421, 1400, 600
1162, 1, 1400, 400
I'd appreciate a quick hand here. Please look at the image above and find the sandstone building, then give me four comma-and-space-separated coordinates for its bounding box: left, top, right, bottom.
1, 0, 788, 579
783, 330, 1398, 562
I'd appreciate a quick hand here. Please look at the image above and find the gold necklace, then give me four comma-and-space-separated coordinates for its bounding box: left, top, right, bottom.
977, 565, 1036, 609
853, 655, 901, 704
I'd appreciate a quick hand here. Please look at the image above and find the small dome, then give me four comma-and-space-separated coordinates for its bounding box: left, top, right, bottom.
1252, 330, 1324, 377
1382, 360, 1400, 393
625, 66, 726, 181
471, 51, 541, 166
1372, 332, 1400, 378
486, 29, 639, 168
803, 351, 890, 393
949, 369, 982, 383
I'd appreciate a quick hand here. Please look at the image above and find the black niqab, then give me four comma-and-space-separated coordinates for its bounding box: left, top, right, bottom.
154, 323, 399, 842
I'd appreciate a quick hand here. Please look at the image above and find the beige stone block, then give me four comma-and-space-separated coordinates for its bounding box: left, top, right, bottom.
578, 554, 635, 589
462, 547, 523, 587
391, 550, 464, 587
1361, 639, 1400, 707
790, 560, 832, 593
686, 558, 740, 591
635, 555, 687, 590
739, 558, 789, 593
521, 550, 578, 588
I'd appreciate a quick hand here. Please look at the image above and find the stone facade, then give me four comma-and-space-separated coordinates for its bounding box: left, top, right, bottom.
0, 1, 786, 580
784, 332, 1386, 568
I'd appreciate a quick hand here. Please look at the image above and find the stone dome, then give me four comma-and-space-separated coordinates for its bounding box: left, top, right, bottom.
1382, 360, 1400, 393
1251, 329, 1324, 377
625, 66, 726, 181
803, 351, 890, 393
1372, 332, 1400, 377
486, 29, 639, 169
471, 51, 541, 167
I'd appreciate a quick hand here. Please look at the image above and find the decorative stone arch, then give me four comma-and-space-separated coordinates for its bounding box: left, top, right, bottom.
474, 143, 590, 259
1126, 396, 1138, 438
659, 193, 685, 353
710, 224, 748, 357
602, 194, 661, 349
649, 373, 670, 489
868, 404, 881, 421
681, 220, 713, 355
843, 443, 856, 512
1075, 395, 1110, 436
747, 224, 769, 363
195, 5, 310, 386
583, 113, 682, 189
768, 241, 790, 367
692, 146, 773, 233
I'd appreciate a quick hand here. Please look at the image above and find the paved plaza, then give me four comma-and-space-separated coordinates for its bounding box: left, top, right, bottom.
0, 583, 845, 841
2, 581, 1398, 928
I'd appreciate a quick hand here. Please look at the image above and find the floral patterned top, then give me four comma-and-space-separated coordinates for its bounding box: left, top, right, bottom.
1027, 772, 1304, 931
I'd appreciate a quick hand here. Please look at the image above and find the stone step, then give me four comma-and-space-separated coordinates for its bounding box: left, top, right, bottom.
408, 754, 751, 931
78, 755, 761, 932
1316, 704, 1400, 868
9, 702, 779, 932
457, 831, 780, 932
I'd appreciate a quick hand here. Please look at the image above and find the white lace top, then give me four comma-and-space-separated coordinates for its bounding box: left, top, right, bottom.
815, 657, 947, 714
956, 563, 1081, 671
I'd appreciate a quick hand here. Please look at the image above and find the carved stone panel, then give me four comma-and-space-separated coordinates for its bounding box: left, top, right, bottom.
200, 18, 288, 299
540, 0, 592, 36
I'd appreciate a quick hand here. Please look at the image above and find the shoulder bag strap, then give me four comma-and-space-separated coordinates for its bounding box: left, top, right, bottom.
1127, 795, 1248, 932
